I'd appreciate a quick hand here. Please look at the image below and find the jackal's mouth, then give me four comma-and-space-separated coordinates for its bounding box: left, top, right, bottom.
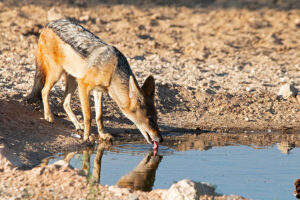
143, 130, 156, 144
145, 131, 154, 144
138, 125, 162, 149
145, 131, 160, 150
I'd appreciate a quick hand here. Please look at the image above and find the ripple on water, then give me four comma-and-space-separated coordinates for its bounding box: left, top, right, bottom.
111, 143, 174, 156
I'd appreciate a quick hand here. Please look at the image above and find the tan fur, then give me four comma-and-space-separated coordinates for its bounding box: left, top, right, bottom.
33, 26, 163, 144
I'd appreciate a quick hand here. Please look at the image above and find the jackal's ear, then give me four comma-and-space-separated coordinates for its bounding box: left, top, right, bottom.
142, 75, 155, 98
129, 75, 140, 99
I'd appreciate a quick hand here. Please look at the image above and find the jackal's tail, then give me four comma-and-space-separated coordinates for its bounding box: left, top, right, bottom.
24, 62, 45, 103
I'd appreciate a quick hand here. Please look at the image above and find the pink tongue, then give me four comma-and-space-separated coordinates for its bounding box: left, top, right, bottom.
153, 141, 159, 149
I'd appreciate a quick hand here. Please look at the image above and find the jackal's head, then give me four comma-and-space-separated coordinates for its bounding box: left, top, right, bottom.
125, 75, 163, 146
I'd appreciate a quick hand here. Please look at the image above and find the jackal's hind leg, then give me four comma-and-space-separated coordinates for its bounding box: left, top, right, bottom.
41, 68, 63, 123
63, 74, 83, 130
93, 90, 112, 141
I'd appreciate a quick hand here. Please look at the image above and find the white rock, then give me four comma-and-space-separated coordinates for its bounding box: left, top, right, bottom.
162, 179, 216, 200
70, 133, 81, 139
109, 185, 131, 197
277, 83, 298, 99
54, 160, 70, 168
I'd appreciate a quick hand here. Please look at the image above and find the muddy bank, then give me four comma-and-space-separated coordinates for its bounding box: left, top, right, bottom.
2, 98, 300, 169
0, 100, 85, 168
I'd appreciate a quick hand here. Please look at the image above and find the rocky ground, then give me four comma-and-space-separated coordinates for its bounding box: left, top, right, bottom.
1, 0, 300, 199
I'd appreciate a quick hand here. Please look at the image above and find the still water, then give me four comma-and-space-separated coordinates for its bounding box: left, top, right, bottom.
48, 137, 299, 200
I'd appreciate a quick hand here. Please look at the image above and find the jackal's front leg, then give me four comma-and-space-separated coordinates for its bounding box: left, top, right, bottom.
63, 74, 83, 130
78, 82, 92, 142
93, 90, 112, 141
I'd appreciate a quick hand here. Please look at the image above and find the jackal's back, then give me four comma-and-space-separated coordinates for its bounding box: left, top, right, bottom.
47, 19, 107, 58
45, 19, 133, 82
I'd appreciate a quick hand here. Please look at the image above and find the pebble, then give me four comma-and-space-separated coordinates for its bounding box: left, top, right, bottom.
109, 185, 131, 196
277, 83, 298, 99
70, 133, 81, 139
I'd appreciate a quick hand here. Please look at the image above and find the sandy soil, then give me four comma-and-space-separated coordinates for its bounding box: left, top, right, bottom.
1, 0, 300, 199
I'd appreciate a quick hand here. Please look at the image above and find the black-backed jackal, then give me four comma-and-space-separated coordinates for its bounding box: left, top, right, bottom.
25, 19, 163, 148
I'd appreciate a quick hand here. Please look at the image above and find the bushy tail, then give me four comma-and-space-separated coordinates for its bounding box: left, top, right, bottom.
24, 63, 45, 103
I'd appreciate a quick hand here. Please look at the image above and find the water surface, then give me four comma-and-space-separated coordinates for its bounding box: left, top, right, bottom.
48, 133, 300, 199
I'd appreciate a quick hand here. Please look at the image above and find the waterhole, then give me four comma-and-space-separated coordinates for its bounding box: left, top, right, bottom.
47, 132, 300, 199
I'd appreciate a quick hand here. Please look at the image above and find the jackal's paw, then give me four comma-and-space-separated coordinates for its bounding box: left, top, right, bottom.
44, 113, 54, 123
74, 122, 84, 131
99, 133, 113, 142
83, 135, 96, 145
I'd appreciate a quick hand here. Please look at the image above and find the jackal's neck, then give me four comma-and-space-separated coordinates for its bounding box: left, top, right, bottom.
109, 47, 135, 107
108, 78, 131, 112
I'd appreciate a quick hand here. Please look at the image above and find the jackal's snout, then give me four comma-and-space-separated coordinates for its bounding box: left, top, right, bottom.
150, 129, 163, 143
143, 130, 161, 145
156, 131, 164, 143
